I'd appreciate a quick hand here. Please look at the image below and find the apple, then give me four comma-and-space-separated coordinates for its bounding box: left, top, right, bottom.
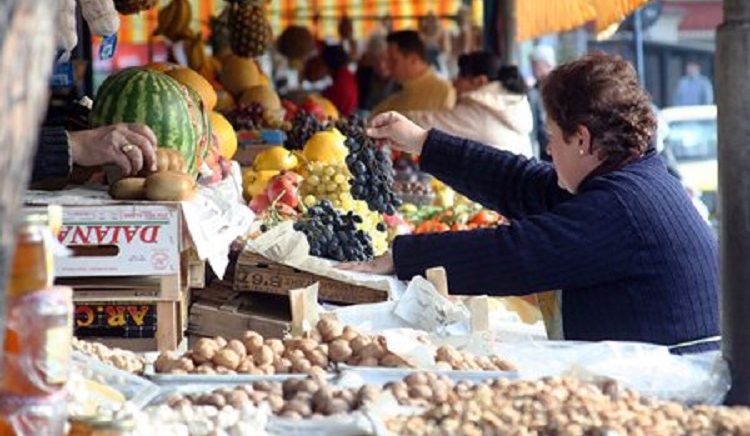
266, 171, 302, 209
249, 193, 271, 213
300, 98, 325, 121
282, 99, 299, 121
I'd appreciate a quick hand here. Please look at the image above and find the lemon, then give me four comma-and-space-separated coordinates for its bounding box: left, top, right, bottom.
243, 169, 279, 199
302, 129, 349, 164
253, 146, 299, 171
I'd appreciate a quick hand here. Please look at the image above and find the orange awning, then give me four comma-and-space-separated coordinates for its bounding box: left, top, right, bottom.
115, 0, 481, 44
517, 0, 650, 41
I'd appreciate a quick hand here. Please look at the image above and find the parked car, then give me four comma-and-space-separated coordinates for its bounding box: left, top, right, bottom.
659, 105, 717, 217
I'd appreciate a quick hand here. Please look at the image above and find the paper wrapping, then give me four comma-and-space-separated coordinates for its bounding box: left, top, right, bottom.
245, 221, 407, 298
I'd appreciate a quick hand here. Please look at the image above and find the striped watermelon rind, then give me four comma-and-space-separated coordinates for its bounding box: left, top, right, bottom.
90, 68, 206, 175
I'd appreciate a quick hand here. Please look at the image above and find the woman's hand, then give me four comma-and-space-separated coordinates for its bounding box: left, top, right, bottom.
368, 111, 429, 155
337, 252, 395, 275
68, 123, 158, 176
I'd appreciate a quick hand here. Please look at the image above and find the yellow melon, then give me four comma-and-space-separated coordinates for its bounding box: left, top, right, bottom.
215, 89, 235, 112
220, 55, 260, 96
302, 129, 348, 164
166, 67, 218, 111
237, 85, 281, 111
143, 62, 180, 73
209, 112, 238, 159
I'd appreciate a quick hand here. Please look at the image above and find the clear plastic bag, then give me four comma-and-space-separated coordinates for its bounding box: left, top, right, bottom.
493, 340, 730, 405
70, 352, 161, 410
0, 391, 67, 436
2, 287, 73, 396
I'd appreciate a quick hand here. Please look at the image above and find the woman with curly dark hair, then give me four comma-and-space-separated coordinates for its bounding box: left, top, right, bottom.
343, 53, 720, 354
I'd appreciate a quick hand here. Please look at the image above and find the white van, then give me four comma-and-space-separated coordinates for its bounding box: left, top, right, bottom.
659, 105, 717, 215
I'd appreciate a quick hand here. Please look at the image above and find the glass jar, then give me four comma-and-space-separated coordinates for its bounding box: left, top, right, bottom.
88, 416, 135, 436
2, 209, 72, 396
67, 416, 96, 436
1, 287, 73, 395
6, 210, 53, 299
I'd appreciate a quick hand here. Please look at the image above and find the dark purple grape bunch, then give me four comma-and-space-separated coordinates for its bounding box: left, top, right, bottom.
293, 200, 374, 262
284, 110, 325, 150
223, 103, 267, 131
336, 116, 401, 215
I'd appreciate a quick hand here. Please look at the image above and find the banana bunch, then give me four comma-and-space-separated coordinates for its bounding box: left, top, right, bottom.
185, 32, 222, 82
154, 0, 193, 41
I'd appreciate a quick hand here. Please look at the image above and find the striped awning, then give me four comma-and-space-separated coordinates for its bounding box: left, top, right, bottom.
516, 0, 651, 41
116, 0, 648, 46
115, 0, 483, 44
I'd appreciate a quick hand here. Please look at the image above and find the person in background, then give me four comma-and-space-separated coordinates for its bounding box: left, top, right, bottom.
371, 30, 455, 115
32, 123, 157, 185
404, 52, 533, 157
320, 44, 359, 117
528, 45, 556, 162
673, 61, 714, 106
356, 35, 398, 111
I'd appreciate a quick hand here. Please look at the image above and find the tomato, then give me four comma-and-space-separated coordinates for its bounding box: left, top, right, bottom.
469, 210, 500, 226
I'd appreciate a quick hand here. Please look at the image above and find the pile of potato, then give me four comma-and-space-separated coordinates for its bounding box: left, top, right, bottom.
72, 338, 146, 375
386, 377, 750, 435
154, 318, 515, 375
163, 377, 382, 420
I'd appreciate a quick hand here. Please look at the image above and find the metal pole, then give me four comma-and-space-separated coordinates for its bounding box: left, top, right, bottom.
633, 8, 645, 83
717, 0, 750, 406
498, 0, 518, 65
483, 0, 499, 55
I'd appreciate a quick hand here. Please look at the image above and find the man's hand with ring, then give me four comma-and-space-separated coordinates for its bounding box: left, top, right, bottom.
68, 123, 158, 175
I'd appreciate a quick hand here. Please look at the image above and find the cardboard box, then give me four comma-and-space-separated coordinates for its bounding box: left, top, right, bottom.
74, 301, 157, 338
233, 252, 387, 304
189, 290, 291, 339
56, 204, 181, 277
72, 288, 190, 351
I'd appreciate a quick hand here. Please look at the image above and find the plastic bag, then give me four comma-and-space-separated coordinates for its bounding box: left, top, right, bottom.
493, 340, 731, 405
70, 352, 161, 411
0, 390, 67, 436
2, 287, 73, 396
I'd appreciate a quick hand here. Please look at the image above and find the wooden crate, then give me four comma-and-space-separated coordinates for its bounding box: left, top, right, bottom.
70, 282, 190, 352
233, 252, 387, 304
184, 248, 206, 289
60, 246, 204, 351
189, 287, 291, 339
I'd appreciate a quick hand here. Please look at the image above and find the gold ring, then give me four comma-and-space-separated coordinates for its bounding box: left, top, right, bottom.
121, 144, 135, 153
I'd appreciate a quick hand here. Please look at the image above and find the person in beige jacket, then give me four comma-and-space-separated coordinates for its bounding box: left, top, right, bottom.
405, 52, 533, 157
372, 30, 455, 115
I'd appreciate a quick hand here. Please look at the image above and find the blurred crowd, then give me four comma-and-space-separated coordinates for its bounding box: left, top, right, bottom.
273, 12, 554, 161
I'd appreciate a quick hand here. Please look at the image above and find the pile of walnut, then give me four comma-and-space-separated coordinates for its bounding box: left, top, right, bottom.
164, 377, 382, 420
386, 376, 750, 435
72, 338, 146, 375
154, 318, 515, 375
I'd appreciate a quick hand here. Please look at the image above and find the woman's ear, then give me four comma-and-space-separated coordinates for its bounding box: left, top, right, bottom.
577, 125, 592, 154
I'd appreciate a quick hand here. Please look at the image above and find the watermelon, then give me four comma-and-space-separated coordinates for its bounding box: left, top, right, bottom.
90, 68, 210, 175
